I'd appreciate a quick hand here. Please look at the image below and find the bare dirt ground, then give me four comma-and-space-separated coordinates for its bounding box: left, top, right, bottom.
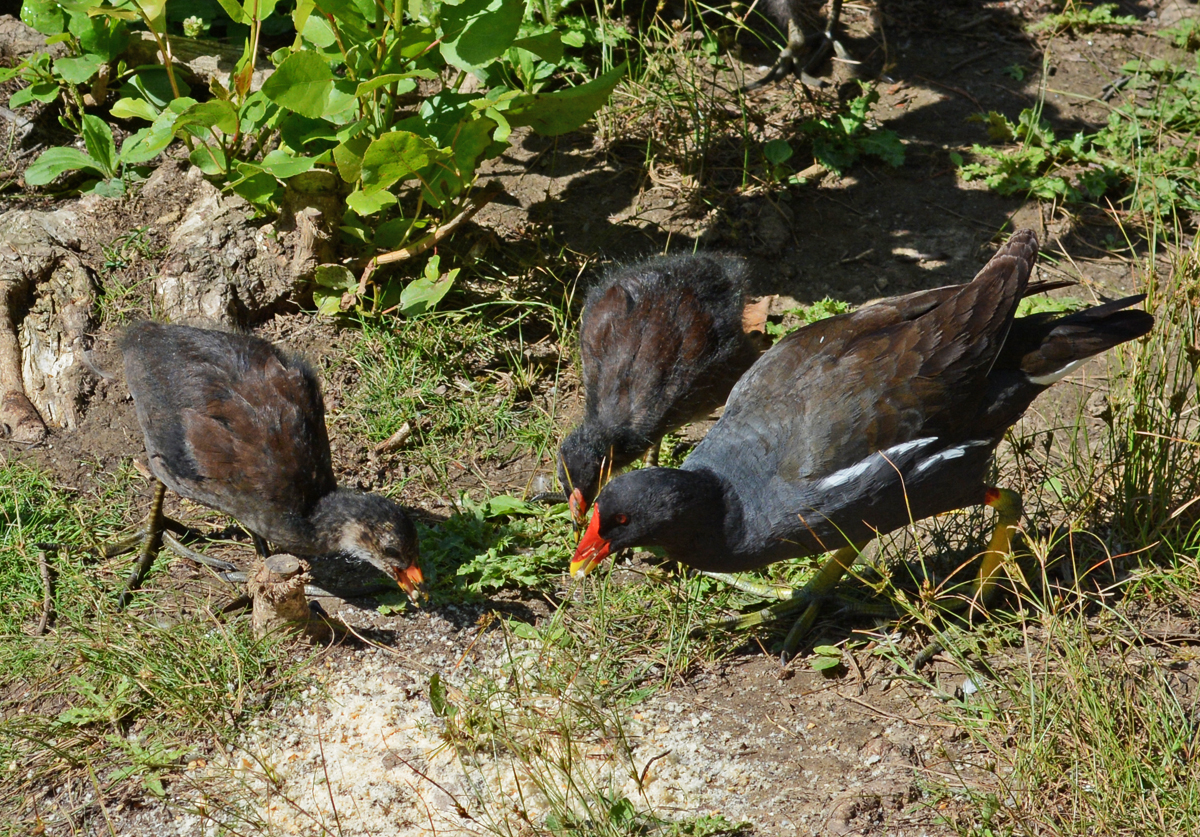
3, 0, 1195, 834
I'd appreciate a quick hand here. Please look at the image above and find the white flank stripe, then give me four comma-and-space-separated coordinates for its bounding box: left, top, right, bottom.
911, 440, 991, 475
817, 437, 938, 489
1028, 358, 1089, 386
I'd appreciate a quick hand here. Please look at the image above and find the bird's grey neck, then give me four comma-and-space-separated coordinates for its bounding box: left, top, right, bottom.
659, 467, 748, 571
303, 489, 363, 555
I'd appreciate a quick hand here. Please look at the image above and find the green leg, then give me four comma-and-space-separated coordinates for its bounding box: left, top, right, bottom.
118, 481, 167, 609
699, 571, 798, 600
780, 543, 864, 662
644, 437, 661, 468
910, 487, 1023, 668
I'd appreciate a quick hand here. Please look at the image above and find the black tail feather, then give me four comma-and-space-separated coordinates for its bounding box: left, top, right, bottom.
999, 294, 1154, 383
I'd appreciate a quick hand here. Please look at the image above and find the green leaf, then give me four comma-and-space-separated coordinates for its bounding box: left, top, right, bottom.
111, 97, 159, 122
262, 51, 335, 119
189, 144, 228, 176
118, 125, 172, 164
173, 100, 239, 138
257, 149, 315, 178
52, 53, 105, 85
81, 114, 117, 177
314, 264, 356, 290
10, 82, 60, 108
439, 0, 524, 70
481, 494, 538, 518
429, 673, 456, 719
333, 134, 370, 183
510, 621, 540, 640
504, 62, 625, 136
359, 130, 447, 192
345, 188, 398, 215
229, 170, 280, 206
25, 147, 104, 185
763, 138, 793, 166
21, 0, 65, 36
512, 31, 563, 63
401, 261, 457, 315
355, 71, 435, 97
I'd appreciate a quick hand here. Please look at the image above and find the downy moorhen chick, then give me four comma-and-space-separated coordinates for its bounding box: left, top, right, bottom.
558, 254, 766, 525
119, 322, 425, 605
571, 230, 1153, 654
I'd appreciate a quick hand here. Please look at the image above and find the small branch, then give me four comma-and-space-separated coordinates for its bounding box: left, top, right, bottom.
34, 545, 56, 635
354, 181, 505, 294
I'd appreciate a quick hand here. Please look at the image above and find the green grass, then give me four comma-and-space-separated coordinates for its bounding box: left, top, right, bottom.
0, 461, 304, 833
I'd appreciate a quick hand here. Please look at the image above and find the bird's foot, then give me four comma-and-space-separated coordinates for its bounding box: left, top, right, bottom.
741, 30, 854, 92
699, 571, 798, 600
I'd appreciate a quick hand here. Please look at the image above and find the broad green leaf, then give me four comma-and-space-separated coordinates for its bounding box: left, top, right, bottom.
262, 51, 335, 119
81, 114, 116, 177
10, 82, 60, 108
359, 130, 447, 192
173, 100, 239, 138
68, 10, 127, 59
299, 13, 336, 48
345, 187, 397, 215
88, 178, 126, 198
118, 67, 183, 109
313, 288, 345, 316
189, 143, 228, 175
229, 171, 280, 206
215, 0, 248, 23
400, 268, 456, 315
119, 124, 173, 164
763, 138, 793, 166
422, 115, 496, 206
314, 264, 356, 290
323, 78, 358, 121
504, 62, 625, 136
440, 0, 524, 70
481, 495, 538, 517
21, 0, 65, 35
25, 147, 104, 186
258, 149, 315, 178
111, 97, 159, 122
512, 31, 563, 63
332, 135, 370, 183
355, 72, 432, 97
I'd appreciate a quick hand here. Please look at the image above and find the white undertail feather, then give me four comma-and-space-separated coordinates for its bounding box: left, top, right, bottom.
1027, 357, 1090, 386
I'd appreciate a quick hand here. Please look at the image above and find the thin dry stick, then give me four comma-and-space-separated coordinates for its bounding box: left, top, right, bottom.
34, 545, 54, 635
356, 181, 505, 296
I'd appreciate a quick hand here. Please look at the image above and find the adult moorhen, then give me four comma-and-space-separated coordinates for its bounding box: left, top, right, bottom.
557, 254, 766, 525
118, 322, 425, 606
570, 229, 1153, 655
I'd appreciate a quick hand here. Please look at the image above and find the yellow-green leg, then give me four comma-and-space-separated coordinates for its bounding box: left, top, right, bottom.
118, 480, 167, 609
911, 487, 1023, 668
780, 544, 865, 662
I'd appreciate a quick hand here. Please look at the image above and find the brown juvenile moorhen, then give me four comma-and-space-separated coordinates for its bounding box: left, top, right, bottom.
570, 230, 1153, 654
119, 322, 425, 604
557, 254, 765, 524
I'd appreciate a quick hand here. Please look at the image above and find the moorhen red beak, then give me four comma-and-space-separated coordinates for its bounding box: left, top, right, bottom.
557, 253, 765, 526
569, 503, 610, 577
568, 229, 1154, 659
118, 322, 424, 606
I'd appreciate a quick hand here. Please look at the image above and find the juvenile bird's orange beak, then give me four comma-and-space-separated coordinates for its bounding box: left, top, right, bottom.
569, 504, 610, 577
569, 488, 586, 528
393, 563, 428, 604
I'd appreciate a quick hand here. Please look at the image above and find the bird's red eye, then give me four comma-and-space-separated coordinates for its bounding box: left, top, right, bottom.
614, 513, 628, 525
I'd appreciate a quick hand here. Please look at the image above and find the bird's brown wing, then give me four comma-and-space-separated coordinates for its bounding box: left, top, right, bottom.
693, 230, 1039, 483
580, 282, 718, 440
177, 343, 337, 525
